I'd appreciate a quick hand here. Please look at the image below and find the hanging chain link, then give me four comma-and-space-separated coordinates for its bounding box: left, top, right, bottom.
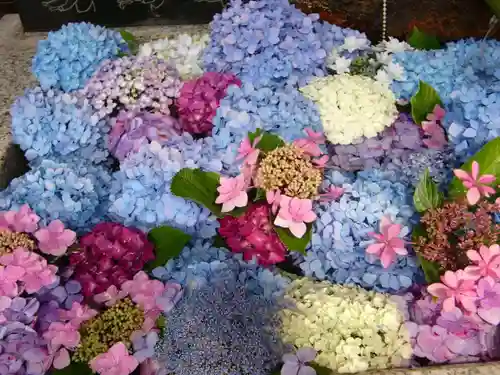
382, 0, 387, 41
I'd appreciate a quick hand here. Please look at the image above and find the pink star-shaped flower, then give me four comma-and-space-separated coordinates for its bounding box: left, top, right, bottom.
366, 216, 407, 268
427, 270, 478, 313
274, 196, 316, 238
236, 135, 261, 166
215, 174, 248, 213
453, 161, 496, 205
90, 342, 139, 375
318, 185, 345, 202
464, 244, 500, 281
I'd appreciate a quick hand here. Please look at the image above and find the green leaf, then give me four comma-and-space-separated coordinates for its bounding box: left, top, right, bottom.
248, 129, 285, 152
407, 26, 441, 50
448, 137, 500, 200
212, 233, 229, 249
275, 225, 312, 255
52, 362, 93, 375
254, 188, 267, 202
413, 168, 443, 212
146, 225, 192, 270
486, 0, 500, 19
412, 224, 442, 283
410, 81, 443, 125
156, 315, 166, 330
310, 364, 333, 375
171, 168, 223, 216
229, 206, 248, 217
119, 29, 139, 55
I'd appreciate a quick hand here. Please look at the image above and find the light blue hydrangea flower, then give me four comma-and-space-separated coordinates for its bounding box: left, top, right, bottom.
300, 169, 423, 293
391, 39, 500, 160
203, 0, 364, 88
152, 238, 290, 299
107, 134, 235, 236
11, 87, 109, 166
32, 22, 126, 92
212, 83, 322, 163
0, 160, 111, 232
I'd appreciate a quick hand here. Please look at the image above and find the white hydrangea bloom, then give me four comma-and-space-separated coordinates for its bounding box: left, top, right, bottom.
300, 74, 398, 144
341, 35, 370, 53
138, 33, 210, 79
279, 278, 412, 374
333, 56, 352, 74
380, 37, 413, 54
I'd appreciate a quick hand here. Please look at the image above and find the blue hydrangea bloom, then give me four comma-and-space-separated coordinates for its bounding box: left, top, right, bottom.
11, 87, 109, 166
204, 0, 363, 88
391, 39, 500, 160
152, 238, 290, 299
0, 160, 111, 233
107, 134, 235, 236
300, 169, 423, 293
32, 22, 126, 92
212, 83, 322, 162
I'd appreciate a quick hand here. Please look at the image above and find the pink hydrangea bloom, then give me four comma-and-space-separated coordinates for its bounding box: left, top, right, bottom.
304, 128, 326, 143
0, 204, 40, 233
121, 272, 165, 312
94, 285, 129, 307
34, 220, 76, 257
453, 161, 496, 205
436, 308, 483, 357
274, 196, 317, 238
43, 322, 80, 352
0, 248, 57, 294
311, 154, 329, 168
155, 282, 183, 314
215, 175, 248, 213
292, 138, 322, 157
414, 325, 455, 362
427, 270, 478, 313
421, 104, 447, 150
90, 342, 139, 375
366, 216, 407, 268
60, 302, 98, 328
318, 185, 345, 202
237, 136, 261, 166
427, 104, 446, 122
266, 190, 281, 215
0, 265, 25, 297
475, 277, 500, 325
51, 348, 71, 370
464, 244, 500, 281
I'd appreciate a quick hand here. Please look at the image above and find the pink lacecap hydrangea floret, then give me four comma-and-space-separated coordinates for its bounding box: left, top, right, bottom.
34, 220, 76, 257
0, 204, 40, 233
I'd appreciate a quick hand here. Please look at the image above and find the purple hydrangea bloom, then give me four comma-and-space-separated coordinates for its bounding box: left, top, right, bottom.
108, 110, 181, 161
36, 277, 83, 310
0, 298, 39, 325
32, 22, 126, 92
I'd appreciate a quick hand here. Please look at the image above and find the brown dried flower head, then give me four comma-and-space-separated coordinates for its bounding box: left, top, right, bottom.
0, 229, 36, 256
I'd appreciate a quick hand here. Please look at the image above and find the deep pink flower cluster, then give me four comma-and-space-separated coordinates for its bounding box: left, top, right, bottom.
177, 72, 241, 136
69, 223, 155, 298
218, 202, 287, 266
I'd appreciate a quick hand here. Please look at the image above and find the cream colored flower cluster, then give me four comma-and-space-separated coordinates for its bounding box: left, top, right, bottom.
279, 278, 412, 373
138, 33, 209, 79
300, 74, 398, 145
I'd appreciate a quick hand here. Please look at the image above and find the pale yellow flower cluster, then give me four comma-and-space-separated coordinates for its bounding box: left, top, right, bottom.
279, 278, 413, 373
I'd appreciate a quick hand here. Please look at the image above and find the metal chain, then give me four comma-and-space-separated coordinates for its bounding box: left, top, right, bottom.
382, 0, 387, 41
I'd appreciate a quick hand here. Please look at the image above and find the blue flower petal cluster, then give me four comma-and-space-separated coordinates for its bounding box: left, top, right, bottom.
152, 238, 290, 299
107, 134, 235, 235
300, 169, 423, 293
32, 22, 126, 92
0, 160, 111, 233
212, 83, 322, 161
391, 39, 500, 160
11, 87, 109, 166
203, 0, 362, 88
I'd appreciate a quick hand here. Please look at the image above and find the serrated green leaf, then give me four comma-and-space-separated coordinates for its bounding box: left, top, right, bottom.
52, 362, 93, 375
407, 27, 441, 50
410, 81, 443, 125
275, 225, 311, 254
413, 168, 443, 212
448, 137, 500, 200
146, 226, 192, 270
248, 129, 285, 152
171, 168, 223, 216
254, 188, 267, 202
412, 224, 442, 283
119, 29, 139, 55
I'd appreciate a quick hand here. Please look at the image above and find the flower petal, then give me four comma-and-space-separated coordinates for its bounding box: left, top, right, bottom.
289, 222, 307, 238
295, 347, 317, 363
471, 161, 480, 181
466, 187, 481, 205
366, 243, 385, 255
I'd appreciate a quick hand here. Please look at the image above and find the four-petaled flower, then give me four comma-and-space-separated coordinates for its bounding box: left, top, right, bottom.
427, 270, 478, 313
292, 128, 325, 158
121, 271, 165, 312
453, 161, 496, 205
155, 282, 183, 313
216, 175, 248, 213
464, 244, 500, 281
0, 204, 40, 233
426, 104, 445, 122
475, 277, 500, 325
274, 196, 316, 238
43, 322, 81, 369
0, 265, 25, 297
281, 347, 317, 375
94, 285, 129, 307
34, 220, 76, 256
366, 216, 407, 268
266, 190, 282, 215
90, 342, 139, 375
237, 135, 261, 166
318, 185, 345, 202
59, 301, 98, 328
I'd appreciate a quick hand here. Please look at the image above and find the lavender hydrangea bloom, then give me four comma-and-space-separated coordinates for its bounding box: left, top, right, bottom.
0, 298, 39, 325
155, 271, 287, 375
32, 22, 126, 92
81, 56, 181, 118
0, 160, 111, 233
11, 87, 109, 166
152, 238, 290, 299
204, 0, 364, 88
36, 277, 83, 310
391, 39, 500, 160
108, 110, 181, 161
107, 135, 234, 235
300, 169, 423, 293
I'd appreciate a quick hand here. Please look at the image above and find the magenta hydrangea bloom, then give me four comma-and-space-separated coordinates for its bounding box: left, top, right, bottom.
108, 110, 181, 161
177, 72, 241, 136
68, 222, 155, 299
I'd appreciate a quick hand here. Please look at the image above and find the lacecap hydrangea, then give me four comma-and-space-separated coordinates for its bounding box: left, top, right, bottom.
391, 39, 500, 160
204, 0, 363, 88
0, 160, 111, 233
299, 169, 423, 293
107, 135, 235, 235
11, 87, 109, 166
32, 22, 126, 92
